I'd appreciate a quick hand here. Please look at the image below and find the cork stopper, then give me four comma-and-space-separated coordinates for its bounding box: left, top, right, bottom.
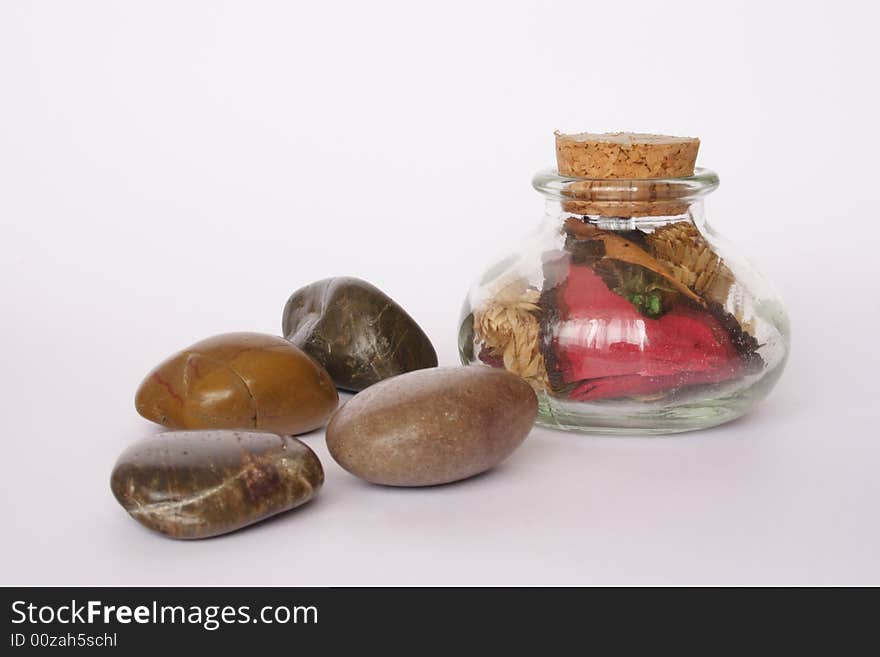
554, 132, 701, 217
555, 132, 700, 179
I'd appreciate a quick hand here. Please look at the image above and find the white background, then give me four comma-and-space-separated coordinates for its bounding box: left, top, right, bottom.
1, 0, 878, 585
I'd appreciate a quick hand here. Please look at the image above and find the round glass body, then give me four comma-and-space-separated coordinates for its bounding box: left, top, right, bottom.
458, 168, 790, 434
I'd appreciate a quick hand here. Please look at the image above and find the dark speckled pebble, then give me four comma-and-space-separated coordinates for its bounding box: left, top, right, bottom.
282, 277, 437, 392
110, 431, 323, 539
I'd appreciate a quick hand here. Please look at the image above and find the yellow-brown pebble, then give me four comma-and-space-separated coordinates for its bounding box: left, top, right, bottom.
135, 332, 338, 435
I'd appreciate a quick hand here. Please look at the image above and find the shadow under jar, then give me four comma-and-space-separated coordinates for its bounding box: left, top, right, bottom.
458, 136, 789, 434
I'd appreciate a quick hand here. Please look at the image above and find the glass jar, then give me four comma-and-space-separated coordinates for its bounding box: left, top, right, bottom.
458, 166, 790, 434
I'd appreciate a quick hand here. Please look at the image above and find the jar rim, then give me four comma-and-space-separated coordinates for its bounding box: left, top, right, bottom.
532, 166, 720, 203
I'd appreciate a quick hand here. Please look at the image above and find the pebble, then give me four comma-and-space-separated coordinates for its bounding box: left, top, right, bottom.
135, 332, 338, 435
282, 277, 437, 391
110, 430, 324, 539
326, 367, 537, 486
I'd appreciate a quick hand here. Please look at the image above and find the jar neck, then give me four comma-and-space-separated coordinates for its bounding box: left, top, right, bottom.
532, 166, 718, 230
542, 198, 707, 231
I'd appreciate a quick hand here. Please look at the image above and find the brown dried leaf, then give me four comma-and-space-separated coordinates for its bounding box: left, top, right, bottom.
563, 217, 703, 304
